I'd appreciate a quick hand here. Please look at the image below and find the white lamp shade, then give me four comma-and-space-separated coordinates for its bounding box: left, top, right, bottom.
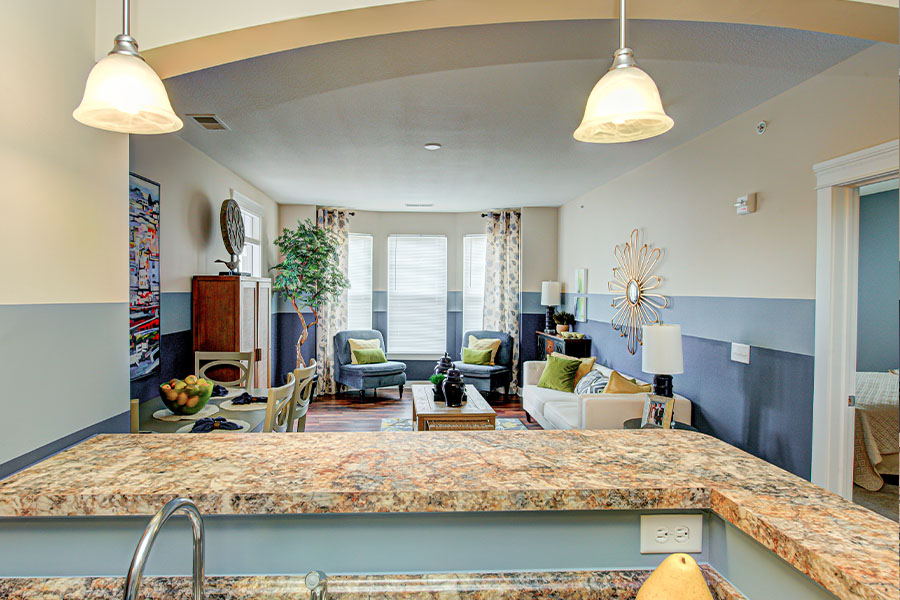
642, 324, 683, 375
573, 65, 673, 144
540, 281, 561, 306
73, 53, 183, 134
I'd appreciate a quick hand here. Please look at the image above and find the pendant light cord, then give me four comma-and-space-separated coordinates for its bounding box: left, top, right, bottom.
123, 0, 130, 36
619, 0, 626, 50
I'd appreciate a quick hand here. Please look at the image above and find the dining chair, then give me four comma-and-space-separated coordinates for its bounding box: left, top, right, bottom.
263, 372, 297, 433
194, 351, 255, 389
130, 398, 140, 433
290, 361, 318, 433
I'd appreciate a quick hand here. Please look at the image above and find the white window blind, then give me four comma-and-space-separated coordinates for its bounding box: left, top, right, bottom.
347, 233, 373, 330
462, 234, 487, 334
387, 235, 447, 354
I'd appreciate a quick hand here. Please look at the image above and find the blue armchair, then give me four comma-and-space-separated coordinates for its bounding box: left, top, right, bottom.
333, 330, 407, 399
453, 330, 513, 395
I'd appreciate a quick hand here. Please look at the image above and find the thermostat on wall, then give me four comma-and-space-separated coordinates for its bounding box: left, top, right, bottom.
734, 193, 757, 215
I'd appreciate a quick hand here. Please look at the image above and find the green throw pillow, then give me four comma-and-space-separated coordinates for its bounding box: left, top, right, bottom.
352, 348, 387, 364
463, 347, 493, 365
537, 354, 582, 392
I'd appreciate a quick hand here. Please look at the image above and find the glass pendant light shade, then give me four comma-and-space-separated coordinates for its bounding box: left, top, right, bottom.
573, 64, 673, 143
73, 53, 183, 134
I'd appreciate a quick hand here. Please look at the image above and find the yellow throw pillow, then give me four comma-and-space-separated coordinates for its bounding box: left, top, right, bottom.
604, 370, 652, 394
468, 335, 501, 365
348, 338, 381, 364
551, 352, 596, 386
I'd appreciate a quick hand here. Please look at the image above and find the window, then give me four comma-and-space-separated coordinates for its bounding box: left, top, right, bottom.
387, 235, 447, 354
462, 234, 487, 334
237, 202, 262, 278
347, 233, 373, 330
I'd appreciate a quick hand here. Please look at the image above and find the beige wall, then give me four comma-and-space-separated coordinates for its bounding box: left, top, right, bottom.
0, 0, 129, 466
348, 210, 484, 291
521, 207, 559, 292
2, 0, 128, 305
130, 135, 280, 293
558, 43, 899, 300
278, 204, 317, 235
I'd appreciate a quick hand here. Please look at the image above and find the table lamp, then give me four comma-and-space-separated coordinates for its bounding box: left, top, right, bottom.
540, 281, 561, 332
641, 324, 683, 397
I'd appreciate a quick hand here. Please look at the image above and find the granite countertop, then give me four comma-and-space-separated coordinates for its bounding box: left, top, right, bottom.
0, 567, 745, 599
0, 430, 896, 600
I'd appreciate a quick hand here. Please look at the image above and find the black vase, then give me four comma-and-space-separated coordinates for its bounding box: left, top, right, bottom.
433, 352, 453, 377
442, 367, 466, 408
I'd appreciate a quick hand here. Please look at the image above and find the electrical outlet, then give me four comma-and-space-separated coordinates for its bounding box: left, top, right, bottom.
640, 514, 703, 554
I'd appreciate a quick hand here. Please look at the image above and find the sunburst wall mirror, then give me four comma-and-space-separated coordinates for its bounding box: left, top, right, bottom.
608, 229, 668, 354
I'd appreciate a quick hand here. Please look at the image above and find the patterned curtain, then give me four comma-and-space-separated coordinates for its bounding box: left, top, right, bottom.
315, 208, 350, 394
483, 210, 522, 393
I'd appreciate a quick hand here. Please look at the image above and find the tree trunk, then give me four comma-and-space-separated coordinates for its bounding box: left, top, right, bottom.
292, 299, 320, 370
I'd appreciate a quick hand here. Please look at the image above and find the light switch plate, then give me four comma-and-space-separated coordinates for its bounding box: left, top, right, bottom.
731, 343, 750, 364
640, 514, 703, 554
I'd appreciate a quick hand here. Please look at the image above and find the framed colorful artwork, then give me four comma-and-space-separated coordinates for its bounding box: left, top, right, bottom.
575, 296, 587, 322
129, 173, 161, 380
575, 268, 587, 294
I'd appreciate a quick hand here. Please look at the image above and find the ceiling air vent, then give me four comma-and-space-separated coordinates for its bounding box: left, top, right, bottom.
186, 114, 230, 131
405, 203, 434, 208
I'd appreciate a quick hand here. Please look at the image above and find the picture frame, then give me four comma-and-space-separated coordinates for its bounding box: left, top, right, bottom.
641, 394, 675, 429
129, 173, 161, 381
575, 268, 587, 294
574, 296, 587, 322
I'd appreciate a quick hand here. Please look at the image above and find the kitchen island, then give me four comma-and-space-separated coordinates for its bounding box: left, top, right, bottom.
0, 430, 895, 600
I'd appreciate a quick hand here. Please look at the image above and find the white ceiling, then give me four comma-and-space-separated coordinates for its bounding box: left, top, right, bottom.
166, 20, 872, 211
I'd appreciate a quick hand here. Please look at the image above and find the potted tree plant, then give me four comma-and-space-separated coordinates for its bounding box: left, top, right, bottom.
270, 219, 349, 369
553, 311, 575, 333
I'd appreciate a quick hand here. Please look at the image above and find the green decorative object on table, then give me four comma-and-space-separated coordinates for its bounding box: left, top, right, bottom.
553, 311, 575, 333
430, 373, 447, 402
159, 375, 214, 415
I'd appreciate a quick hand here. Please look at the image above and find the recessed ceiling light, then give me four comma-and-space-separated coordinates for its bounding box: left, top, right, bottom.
423, 142, 442, 151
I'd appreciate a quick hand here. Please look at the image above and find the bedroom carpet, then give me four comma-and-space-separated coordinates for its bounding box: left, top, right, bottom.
853, 481, 898, 522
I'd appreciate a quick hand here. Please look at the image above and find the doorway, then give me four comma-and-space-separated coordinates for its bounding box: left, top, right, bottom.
811, 139, 898, 501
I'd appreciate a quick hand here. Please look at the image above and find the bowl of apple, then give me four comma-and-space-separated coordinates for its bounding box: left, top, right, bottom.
159, 375, 214, 415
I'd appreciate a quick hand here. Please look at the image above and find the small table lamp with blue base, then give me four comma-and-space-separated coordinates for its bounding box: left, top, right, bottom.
642, 323, 684, 400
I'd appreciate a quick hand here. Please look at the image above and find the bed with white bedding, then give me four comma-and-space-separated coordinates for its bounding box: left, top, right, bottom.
853, 371, 899, 491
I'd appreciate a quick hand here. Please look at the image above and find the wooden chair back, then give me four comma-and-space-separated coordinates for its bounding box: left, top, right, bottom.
263, 372, 297, 433
130, 398, 140, 434
290, 361, 318, 433
194, 351, 255, 388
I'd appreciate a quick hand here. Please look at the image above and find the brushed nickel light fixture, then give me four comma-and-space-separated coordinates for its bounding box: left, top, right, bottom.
573, 0, 673, 144
73, 0, 182, 134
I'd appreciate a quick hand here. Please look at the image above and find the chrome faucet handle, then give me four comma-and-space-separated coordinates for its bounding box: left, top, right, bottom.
305, 570, 328, 600
123, 497, 205, 600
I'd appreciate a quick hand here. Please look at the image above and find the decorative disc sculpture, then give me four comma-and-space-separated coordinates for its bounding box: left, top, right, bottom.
608, 229, 668, 354
217, 199, 246, 275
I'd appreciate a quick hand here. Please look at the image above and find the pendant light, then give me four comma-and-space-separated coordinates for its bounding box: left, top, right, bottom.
573, 0, 673, 144
73, 0, 182, 134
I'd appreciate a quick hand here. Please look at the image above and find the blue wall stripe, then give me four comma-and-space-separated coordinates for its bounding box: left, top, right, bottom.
562, 293, 815, 356
160, 292, 191, 334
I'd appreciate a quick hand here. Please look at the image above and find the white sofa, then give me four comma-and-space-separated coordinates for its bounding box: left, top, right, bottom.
522, 360, 692, 430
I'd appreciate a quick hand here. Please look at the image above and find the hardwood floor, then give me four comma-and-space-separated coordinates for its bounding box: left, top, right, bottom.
305, 386, 543, 432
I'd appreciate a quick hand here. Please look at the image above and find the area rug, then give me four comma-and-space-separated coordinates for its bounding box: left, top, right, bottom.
381, 418, 528, 432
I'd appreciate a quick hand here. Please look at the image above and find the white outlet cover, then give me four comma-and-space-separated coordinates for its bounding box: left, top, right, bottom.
640, 514, 703, 554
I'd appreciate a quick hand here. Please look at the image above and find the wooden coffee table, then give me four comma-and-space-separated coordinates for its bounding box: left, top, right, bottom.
411, 384, 496, 431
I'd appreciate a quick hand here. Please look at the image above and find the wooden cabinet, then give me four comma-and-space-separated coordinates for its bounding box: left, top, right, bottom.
192, 276, 271, 387
536, 330, 592, 360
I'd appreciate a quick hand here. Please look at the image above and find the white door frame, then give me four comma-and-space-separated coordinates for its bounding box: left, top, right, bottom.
811, 139, 898, 498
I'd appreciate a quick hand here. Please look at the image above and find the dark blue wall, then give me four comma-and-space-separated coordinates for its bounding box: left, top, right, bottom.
573, 320, 814, 479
